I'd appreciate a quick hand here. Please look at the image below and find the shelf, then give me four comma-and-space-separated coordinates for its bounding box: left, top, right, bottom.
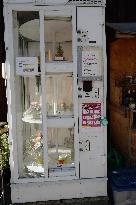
47, 117, 74, 128
27, 165, 44, 174
22, 117, 42, 124
45, 62, 73, 73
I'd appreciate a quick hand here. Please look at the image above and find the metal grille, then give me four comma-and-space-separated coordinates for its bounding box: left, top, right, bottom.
67, 0, 105, 6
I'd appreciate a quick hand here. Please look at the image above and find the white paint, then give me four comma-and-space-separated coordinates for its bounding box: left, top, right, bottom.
40, 10, 49, 178
4, 0, 106, 6
4, 0, 34, 3
5, 6, 19, 182
77, 7, 104, 47
2, 63, 7, 79
11, 178, 107, 203
77, 6, 106, 179
45, 62, 73, 73
47, 118, 74, 128
35, 0, 69, 5
79, 134, 105, 156
72, 6, 79, 178
80, 155, 106, 178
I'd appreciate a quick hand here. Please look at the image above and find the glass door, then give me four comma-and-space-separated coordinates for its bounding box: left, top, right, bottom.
12, 11, 44, 178
12, 8, 76, 180
44, 10, 76, 177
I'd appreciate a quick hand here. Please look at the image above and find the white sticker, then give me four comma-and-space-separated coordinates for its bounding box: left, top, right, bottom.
82, 47, 102, 77
16, 57, 38, 76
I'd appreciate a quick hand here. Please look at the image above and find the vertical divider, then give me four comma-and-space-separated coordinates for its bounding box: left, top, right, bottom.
102, 8, 107, 118
72, 7, 79, 178
102, 7, 107, 176
7, 8, 19, 182
40, 10, 48, 178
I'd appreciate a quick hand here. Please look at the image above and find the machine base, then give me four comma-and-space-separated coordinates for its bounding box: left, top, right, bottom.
11, 178, 107, 204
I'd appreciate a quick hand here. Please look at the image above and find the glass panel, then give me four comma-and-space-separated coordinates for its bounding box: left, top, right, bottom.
16, 76, 44, 178
22, 123, 44, 177
44, 16, 72, 62
48, 128, 75, 176
13, 11, 44, 177
46, 74, 73, 116
15, 11, 40, 58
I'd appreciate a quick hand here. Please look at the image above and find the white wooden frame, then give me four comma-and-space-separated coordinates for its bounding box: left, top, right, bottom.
102, 8, 107, 176
4, 3, 79, 183
4, 5, 19, 183
3, 0, 106, 6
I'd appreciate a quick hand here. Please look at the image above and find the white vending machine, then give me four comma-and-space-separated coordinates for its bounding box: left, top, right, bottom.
4, 0, 107, 204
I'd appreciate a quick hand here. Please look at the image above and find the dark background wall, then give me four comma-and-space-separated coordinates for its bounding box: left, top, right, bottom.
0, 1, 7, 122
106, 0, 136, 22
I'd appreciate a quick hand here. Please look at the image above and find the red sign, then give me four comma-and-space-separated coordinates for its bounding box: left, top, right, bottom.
82, 103, 101, 127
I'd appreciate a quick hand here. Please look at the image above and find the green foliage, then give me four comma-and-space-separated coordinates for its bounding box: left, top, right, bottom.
0, 129, 9, 169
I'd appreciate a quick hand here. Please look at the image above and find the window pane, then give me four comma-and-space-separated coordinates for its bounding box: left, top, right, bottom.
48, 128, 75, 176
44, 16, 72, 62
13, 11, 44, 178
46, 74, 73, 116
16, 76, 44, 178
23, 123, 44, 177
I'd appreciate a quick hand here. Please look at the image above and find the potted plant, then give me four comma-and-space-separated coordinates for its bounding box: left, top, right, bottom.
55, 43, 64, 61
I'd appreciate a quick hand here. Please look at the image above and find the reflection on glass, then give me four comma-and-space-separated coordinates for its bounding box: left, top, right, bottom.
13, 11, 44, 177
16, 76, 43, 178
23, 101, 41, 123
48, 128, 75, 174
23, 124, 44, 177
46, 74, 73, 116
16, 11, 40, 58
21, 76, 43, 177
22, 76, 42, 124
44, 16, 72, 62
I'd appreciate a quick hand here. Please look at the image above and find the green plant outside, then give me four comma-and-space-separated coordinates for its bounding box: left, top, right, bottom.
0, 129, 9, 170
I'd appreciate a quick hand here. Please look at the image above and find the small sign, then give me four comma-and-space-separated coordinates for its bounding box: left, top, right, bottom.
16, 57, 38, 76
82, 47, 102, 77
82, 102, 101, 127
